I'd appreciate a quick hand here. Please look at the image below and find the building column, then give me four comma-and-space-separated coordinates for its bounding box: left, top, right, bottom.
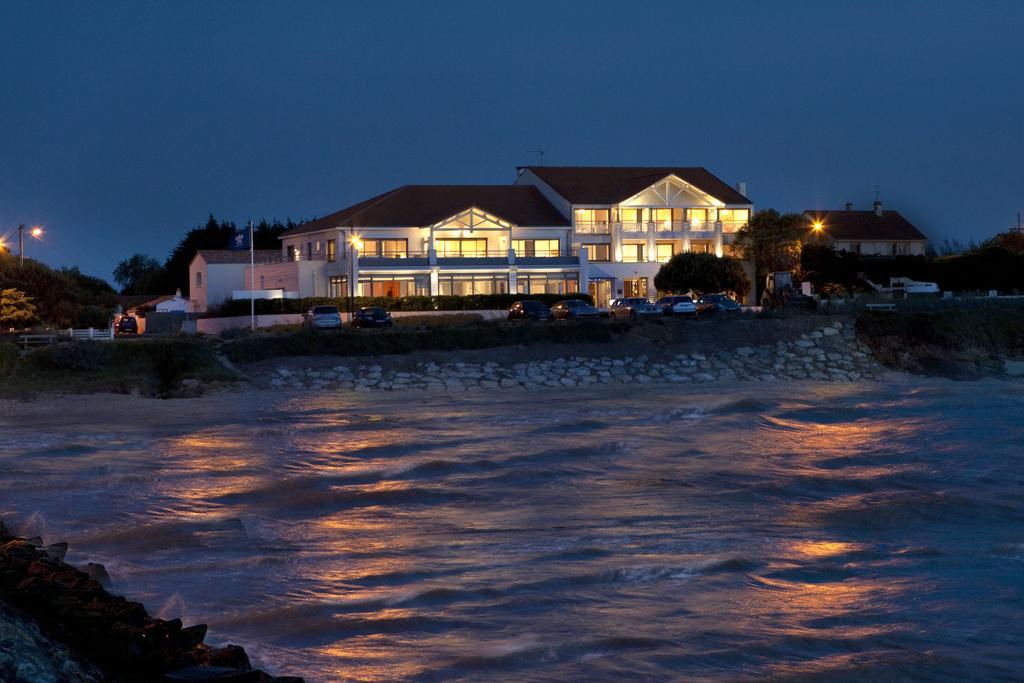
429, 268, 439, 296
646, 228, 656, 263
578, 246, 589, 295
714, 222, 724, 257
508, 267, 518, 295
612, 221, 623, 262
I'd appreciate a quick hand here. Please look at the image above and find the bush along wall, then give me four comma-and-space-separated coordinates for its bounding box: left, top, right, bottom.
208, 293, 594, 317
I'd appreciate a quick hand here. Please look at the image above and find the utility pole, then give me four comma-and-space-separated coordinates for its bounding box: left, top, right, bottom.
18, 224, 24, 266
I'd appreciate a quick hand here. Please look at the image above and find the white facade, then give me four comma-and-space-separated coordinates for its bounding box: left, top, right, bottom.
516, 170, 753, 306
278, 207, 586, 300
241, 168, 753, 307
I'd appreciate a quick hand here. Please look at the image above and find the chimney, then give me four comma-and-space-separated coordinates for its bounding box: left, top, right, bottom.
736, 181, 747, 197
873, 200, 883, 217
845, 202, 853, 211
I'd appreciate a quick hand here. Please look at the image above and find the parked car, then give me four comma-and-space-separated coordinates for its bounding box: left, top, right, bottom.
115, 315, 139, 335
508, 300, 552, 321
698, 293, 742, 313
303, 305, 343, 329
551, 299, 600, 320
655, 295, 698, 316
351, 307, 393, 328
610, 297, 661, 320
672, 296, 700, 316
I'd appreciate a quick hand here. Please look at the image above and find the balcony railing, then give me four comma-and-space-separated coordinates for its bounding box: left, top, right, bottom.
619, 221, 646, 233
360, 250, 428, 259
575, 221, 611, 234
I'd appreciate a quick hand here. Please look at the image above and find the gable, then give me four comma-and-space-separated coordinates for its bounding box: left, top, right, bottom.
619, 175, 724, 208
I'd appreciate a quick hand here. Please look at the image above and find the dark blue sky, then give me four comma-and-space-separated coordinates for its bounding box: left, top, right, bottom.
2, 1, 1022, 284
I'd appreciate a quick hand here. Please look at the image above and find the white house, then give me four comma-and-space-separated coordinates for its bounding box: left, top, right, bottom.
188, 250, 280, 312
269, 166, 753, 307
516, 167, 753, 304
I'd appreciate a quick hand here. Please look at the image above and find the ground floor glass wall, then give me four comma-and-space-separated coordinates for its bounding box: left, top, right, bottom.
437, 273, 509, 295
358, 275, 430, 298
516, 273, 578, 295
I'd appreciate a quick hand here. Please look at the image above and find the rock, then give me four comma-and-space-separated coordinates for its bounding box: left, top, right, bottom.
275, 368, 292, 378
694, 372, 716, 382
735, 347, 754, 356
44, 542, 68, 562
823, 327, 839, 336
86, 562, 111, 588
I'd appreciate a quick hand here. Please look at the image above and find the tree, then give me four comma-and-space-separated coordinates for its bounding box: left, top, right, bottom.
732, 209, 806, 279
0, 288, 37, 328
654, 252, 749, 297
113, 254, 166, 294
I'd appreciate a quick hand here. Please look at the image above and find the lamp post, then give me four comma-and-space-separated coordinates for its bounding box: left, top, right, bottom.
18, 225, 44, 266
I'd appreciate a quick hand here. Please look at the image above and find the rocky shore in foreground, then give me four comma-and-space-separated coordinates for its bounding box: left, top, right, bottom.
0, 521, 303, 683
258, 320, 883, 392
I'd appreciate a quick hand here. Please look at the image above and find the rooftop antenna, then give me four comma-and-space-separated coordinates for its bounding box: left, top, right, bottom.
527, 149, 545, 166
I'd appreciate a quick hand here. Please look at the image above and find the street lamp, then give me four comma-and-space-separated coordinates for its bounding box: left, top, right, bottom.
346, 229, 361, 323
17, 224, 44, 266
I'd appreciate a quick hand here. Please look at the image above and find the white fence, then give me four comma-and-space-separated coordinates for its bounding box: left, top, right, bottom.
62, 327, 115, 340
194, 310, 508, 335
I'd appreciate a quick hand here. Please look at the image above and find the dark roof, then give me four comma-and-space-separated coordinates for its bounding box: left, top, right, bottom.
522, 166, 752, 205
282, 185, 569, 236
803, 209, 927, 241
194, 250, 281, 264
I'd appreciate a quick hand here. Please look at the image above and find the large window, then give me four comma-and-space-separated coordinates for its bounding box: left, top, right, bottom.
575, 209, 611, 234
328, 275, 347, 298
517, 273, 578, 295
436, 239, 488, 257
688, 209, 709, 227
327, 239, 337, 262
621, 243, 644, 263
655, 242, 675, 263
650, 208, 672, 231
360, 239, 408, 258
584, 243, 610, 262
437, 273, 508, 295
358, 275, 429, 297
719, 209, 749, 233
512, 239, 560, 257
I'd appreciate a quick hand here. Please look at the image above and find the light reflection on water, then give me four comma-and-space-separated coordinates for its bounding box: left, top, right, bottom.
1, 379, 1023, 682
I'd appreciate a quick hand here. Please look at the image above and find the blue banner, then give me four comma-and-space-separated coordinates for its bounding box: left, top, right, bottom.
230, 228, 250, 250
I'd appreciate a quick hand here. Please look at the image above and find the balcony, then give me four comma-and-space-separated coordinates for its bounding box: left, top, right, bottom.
618, 221, 647, 234
575, 221, 611, 235
359, 250, 430, 267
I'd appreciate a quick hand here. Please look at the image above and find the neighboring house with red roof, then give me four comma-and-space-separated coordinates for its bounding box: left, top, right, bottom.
803, 202, 928, 256
271, 166, 753, 307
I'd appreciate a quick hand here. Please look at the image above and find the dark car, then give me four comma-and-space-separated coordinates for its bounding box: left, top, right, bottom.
351, 306, 393, 328
698, 293, 743, 313
115, 315, 139, 335
551, 299, 601, 320
303, 305, 343, 329
609, 297, 661, 320
508, 300, 552, 321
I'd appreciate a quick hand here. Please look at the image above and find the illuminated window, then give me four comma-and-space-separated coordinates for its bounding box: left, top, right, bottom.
436, 239, 488, 257
688, 209, 709, 226
512, 239, 560, 257
328, 276, 347, 298
585, 243, 610, 261
195, 271, 202, 288
516, 273, 578, 295
437, 273, 508, 295
655, 242, 675, 263
327, 239, 337, 262
621, 243, 644, 263
361, 239, 408, 258
719, 209, 749, 233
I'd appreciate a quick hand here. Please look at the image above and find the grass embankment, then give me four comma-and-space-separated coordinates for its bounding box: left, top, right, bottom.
856, 300, 1024, 378
0, 337, 235, 398
221, 319, 632, 364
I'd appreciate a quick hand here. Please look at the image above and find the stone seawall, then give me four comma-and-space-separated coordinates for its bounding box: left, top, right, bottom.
261, 321, 882, 392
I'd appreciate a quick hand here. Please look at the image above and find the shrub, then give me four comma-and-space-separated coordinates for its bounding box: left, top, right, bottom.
207, 292, 593, 317
29, 341, 114, 371
0, 341, 18, 378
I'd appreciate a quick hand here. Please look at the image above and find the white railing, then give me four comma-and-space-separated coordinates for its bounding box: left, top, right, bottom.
575, 221, 611, 234
618, 221, 646, 233
60, 327, 115, 340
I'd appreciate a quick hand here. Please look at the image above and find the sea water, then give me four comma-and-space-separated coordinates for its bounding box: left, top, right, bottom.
2, 379, 1023, 681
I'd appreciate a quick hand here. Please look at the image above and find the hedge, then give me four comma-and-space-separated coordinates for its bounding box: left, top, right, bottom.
207, 293, 593, 317
223, 319, 629, 363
